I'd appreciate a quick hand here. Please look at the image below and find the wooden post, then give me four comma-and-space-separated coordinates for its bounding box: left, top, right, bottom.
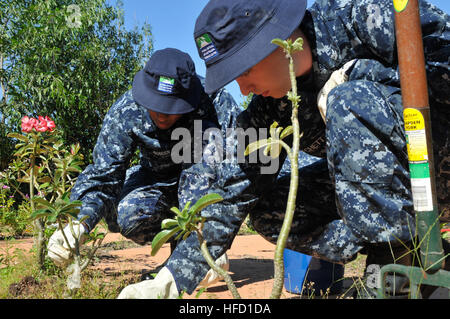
393, 0, 444, 272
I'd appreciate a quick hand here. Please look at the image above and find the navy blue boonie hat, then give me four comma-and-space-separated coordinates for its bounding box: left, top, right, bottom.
132, 48, 202, 114
194, 0, 307, 94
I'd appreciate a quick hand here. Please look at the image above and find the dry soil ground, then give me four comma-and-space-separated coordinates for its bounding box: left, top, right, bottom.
1, 232, 365, 299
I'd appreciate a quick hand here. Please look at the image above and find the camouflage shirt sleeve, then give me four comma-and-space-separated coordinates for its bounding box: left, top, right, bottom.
70, 92, 141, 231
307, 0, 449, 90
352, 0, 449, 104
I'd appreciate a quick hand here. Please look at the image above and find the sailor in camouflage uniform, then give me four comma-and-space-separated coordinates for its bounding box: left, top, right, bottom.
47, 48, 239, 273
118, 0, 449, 298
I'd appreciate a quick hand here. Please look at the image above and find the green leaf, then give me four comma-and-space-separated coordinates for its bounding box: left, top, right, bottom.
280, 126, 293, 140
47, 212, 58, 223
182, 231, 192, 241
60, 203, 82, 216
14, 148, 33, 158
161, 218, 178, 230
64, 210, 80, 219
30, 208, 51, 220
61, 192, 72, 201
67, 165, 82, 173
17, 176, 31, 183
271, 38, 288, 50
37, 176, 52, 184
151, 227, 181, 256
71, 200, 83, 206
170, 207, 182, 216
245, 138, 270, 156
189, 193, 224, 215
182, 201, 191, 214
88, 226, 106, 241
39, 182, 50, 189
7, 133, 30, 143
79, 215, 89, 223
14, 142, 27, 150
62, 201, 82, 209
70, 143, 81, 155
270, 121, 279, 130
177, 215, 190, 231
292, 37, 304, 52
33, 197, 53, 209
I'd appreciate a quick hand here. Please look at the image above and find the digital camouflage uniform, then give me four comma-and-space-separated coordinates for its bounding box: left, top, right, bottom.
71, 83, 240, 245
166, 0, 449, 294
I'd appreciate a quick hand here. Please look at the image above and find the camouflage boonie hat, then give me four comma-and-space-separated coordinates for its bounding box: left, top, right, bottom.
132, 48, 202, 114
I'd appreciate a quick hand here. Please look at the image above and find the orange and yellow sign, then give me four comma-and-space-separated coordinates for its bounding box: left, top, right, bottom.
404, 108, 428, 162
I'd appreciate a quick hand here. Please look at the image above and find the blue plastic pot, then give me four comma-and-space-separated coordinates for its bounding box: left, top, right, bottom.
284, 249, 344, 295
283, 249, 312, 294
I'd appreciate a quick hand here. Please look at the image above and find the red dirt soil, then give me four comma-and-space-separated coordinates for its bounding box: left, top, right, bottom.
1, 233, 349, 299
97, 233, 301, 299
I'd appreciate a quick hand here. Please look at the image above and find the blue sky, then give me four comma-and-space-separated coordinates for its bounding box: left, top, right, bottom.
111, 0, 449, 106
1, 1, 447, 105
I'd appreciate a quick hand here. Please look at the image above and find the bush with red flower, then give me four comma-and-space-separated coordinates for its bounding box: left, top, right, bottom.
1, 115, 105, 292
3, 115, 85, 269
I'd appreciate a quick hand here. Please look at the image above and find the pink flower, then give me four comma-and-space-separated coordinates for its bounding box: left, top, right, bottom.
21, 116, 35, 133
45, 116, 55, 131
35, 116, 49, 132
21, 115, 56, 133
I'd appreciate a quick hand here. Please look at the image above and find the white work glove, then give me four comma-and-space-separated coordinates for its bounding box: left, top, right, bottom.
117, 266, 179, 299
47, 220, 87, 267
117, 254, 230, 299
198, 253, 230, 287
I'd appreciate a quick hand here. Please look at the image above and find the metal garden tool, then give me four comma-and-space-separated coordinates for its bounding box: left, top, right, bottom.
377, 0, 450, 298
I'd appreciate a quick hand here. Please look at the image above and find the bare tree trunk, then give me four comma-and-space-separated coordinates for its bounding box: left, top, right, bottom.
33, 219, 46, 268
30, 144, 46, 269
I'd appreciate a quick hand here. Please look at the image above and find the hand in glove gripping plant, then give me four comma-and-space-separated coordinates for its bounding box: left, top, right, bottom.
47, 219, 88, 267
118, 193, 239, 299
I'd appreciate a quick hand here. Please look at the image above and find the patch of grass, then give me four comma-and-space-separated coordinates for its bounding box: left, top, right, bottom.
0, 244, 37, 298
0, 245, 131, 299
99, 240, 141, 252
344, 253, 366, 278
238, 216, 258, 235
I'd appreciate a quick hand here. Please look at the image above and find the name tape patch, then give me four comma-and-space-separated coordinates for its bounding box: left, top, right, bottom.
158, 76, 175, 93
196, 33, 219, 61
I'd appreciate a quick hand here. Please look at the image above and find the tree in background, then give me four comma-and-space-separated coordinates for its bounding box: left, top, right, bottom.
240, 93, 253, 110
0, 0, 153, 167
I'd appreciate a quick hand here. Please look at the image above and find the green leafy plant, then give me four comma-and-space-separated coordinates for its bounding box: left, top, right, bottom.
7, 116, 58, 267
6, 115, 84, 269
0, 185, 29, 237
151, 193, 241, 299
245, 37, 304, 299
0, 0, 153, 167
0, 238, 22, 276
5, 115, 106, 291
